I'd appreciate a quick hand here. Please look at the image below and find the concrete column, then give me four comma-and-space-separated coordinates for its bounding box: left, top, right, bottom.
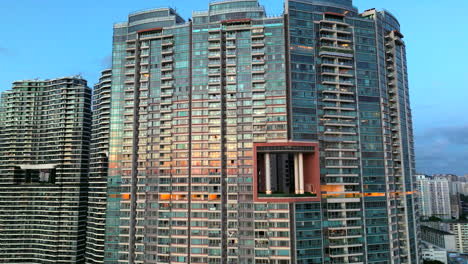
299, 153, 304, 194
294, 154, 300, 194
265, 153, 272, 194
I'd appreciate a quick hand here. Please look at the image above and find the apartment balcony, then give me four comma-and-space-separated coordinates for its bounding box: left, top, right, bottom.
208, 52, 221, 59
207, 87, 220, 94
320, 33, 337, 40
162, 40, 174, 47
323, 79, 339, 85
339, 80, 354, 86
321, 70, 339, 76
161, 65, 173, 72
252, 40, 264, 47
161, 74, 173, 81
160, 91, 173, 98
252, 77, 266, 83
322, 97, 355, 103
252, 58, 265, 65
385, 41, 394, 49
226, 60, 236, 66
252, 95, 266, 101
226, 43, 237, 50
252, 49, 265, 55
251, 32, 264, 38
226, 51, 236, 57
252, 68, 265, 74
322, 88, 354, 95
208, 70, 221, 76
160, 82, 173, 89
124, 78, 135, 84
323, 130, 357, 136
322, 62, 353, 69
208, 35, 221, 42
208, 61, 221, 68
208, 44, 221, 50
160, 106, 172, 114
321, 42, 353, 50
160, 99, 172, 105
161, 56, 173, 63
321, 36, 353, 44
338, 72, 354, 78
162, 48, 173, 55
320, 19, 348, 27
319, 25, 335, 32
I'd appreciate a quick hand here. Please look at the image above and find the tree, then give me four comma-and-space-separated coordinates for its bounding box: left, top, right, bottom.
427, 216, 442, 222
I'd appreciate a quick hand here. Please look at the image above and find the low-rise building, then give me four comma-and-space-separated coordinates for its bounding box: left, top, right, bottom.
446, 221, 468, 253
421, 244, 448, 264
420, 226, 457, 252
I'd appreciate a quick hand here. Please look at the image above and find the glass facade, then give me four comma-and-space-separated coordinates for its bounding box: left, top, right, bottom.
103, 1, 420, 263
86, 69, 112, 264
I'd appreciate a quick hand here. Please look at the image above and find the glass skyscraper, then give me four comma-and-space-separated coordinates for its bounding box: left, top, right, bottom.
0, 77, 92, 263
103, 0, 419, 263
86, 69, 113, 264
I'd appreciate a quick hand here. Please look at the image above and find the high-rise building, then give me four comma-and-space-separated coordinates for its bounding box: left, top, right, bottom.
86, 70, 112, 263
103, 0, 420, 263
0, 77, 92, 263
417, 174, 468, 219
417, 175, 455, 219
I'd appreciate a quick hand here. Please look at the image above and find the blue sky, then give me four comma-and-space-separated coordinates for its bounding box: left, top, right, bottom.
1, 0, 467, 175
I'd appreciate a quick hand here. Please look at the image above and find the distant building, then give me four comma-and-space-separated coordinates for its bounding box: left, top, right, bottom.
446, 221, 468, 254
453, 182, 468, 196
417, 175, 453, 219
422, 220, 468, 254
434, 174, 459, 182
420, 226, 457, 252
421, 244, 448, 264
447, 253, 468, 264
0, 77, 92, 263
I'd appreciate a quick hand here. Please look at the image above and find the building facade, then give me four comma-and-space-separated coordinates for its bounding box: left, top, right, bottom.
421, 221, 468, 254
447, 222, 468, 254
103, 0, 420, 263
421, 245, 448, 264
0, 77, 92, 263
420, 226, 456, 252
417, 175, 453, 219
86, 70, 112, 263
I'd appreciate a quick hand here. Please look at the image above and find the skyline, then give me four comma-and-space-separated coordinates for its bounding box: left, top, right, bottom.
1, 0, 467, 175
